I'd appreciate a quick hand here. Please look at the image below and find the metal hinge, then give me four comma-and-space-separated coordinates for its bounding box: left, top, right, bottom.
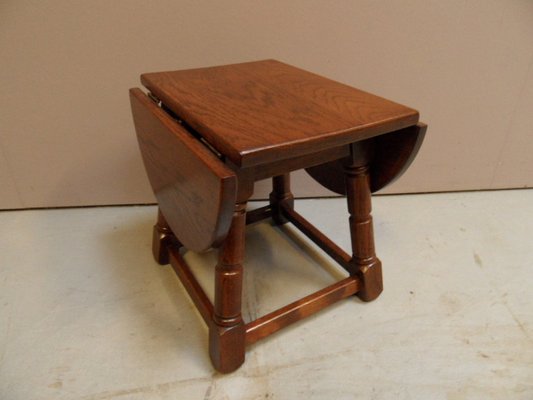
147, 92, 161, 105
148, 91, 224, 160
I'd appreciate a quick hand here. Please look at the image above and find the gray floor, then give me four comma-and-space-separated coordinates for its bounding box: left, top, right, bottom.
0, 190, 532, 399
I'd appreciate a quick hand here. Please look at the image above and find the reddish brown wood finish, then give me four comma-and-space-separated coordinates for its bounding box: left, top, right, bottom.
130, 89, 236, 252
371, 122, 427, 192
168, 246, 213, 325
280, 204, 354, 274
245, 205, 272, 225
245, 276, 360, 345
141, 60, 419, 167
152, 208, 174, 265
210, 202, 247, 373
269, 174, 294, 225
306, 122, 427, 194
345, 142, 383, 301
132, 59, 426, 374
252, 144, 351, 181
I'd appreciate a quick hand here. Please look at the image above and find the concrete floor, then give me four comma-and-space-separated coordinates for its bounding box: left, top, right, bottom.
0, 190, 532, 399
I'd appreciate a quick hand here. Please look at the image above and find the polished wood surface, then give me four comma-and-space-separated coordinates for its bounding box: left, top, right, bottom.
306, 122, 427, 194
210, 202, 247, 373
371, 122, 427, 192
345, 142, 383, 301
245, 277, 360, 345
152, 209, 180, 265
252, 144, 351, 182
133, 60, 426, 373
130, 88, 236, 252
280, 203, 354, 274
269, 174, 294, 225
169, 246, 213, 326
141, 59, 419, 167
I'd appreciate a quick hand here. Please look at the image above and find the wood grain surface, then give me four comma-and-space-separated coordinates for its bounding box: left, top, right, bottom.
133, 60, 426, 373
141, 59, 419, 167
306, 123, 427, 194
245, 277, 360, 345
130, 88, 236, 252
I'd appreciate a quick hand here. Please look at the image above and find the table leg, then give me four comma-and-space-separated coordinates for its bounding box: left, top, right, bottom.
209, 202, 247, 373
270, 174, 294, 225
345, 145, 383, 302
152, 208, 179, 265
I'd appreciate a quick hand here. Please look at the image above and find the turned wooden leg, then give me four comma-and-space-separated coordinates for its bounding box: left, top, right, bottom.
345, 145, 383, 302
209, 202, 246, 373
269, 174, 295, 225
152, 208, 179, 265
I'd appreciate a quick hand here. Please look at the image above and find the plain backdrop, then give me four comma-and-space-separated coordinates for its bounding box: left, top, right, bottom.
1, 0, 532, 209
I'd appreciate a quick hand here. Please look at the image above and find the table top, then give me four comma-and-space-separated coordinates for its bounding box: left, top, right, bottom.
141, 60, 419, 168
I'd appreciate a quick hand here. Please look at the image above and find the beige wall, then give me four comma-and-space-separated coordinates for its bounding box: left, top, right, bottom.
1, 1, 532, 209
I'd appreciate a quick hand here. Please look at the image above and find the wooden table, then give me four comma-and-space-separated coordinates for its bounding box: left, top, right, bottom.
130, 59, 426, 373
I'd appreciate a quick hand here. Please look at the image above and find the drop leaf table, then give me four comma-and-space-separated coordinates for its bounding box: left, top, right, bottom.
130, 59, 426, 373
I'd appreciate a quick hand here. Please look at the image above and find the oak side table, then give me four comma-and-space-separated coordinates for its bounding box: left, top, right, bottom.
130, 59, 426, 373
